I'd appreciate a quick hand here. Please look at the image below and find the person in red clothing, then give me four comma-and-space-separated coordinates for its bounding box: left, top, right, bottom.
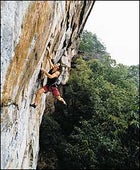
30, 50, 66, 108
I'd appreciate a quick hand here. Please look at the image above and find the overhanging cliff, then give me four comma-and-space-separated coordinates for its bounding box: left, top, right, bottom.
1, 1, 95, 169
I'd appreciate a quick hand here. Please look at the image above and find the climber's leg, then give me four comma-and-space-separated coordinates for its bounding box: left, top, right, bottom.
30, 86, 48, 108
56, 95, 67, 105
51, 87, 67, 105
34, 87, 46, 105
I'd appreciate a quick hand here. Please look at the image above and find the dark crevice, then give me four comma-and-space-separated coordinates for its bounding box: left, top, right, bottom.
48, 41, 51, 48
66, 11, 70, 29
78, 0, 86, 27
63, 39, 67, 48
37, 70, 44, 87
29, 143, 34, 167
60, 20, 63, 28
35, 52, 38, 60
72, 22, 77, 32
67, 39, 72, 49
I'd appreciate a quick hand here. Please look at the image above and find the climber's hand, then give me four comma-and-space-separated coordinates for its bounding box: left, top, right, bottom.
46, 49, 52, 59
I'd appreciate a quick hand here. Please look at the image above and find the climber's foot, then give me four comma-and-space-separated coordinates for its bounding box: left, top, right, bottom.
30, 103, 37, 108
63, 101, 67, 105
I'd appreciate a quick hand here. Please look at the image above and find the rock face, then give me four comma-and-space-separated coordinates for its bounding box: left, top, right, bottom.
1, 1, 95, 169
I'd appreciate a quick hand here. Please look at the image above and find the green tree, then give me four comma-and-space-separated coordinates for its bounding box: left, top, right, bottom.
56, 57, 139, 169
79, 30, 107, 56
38, 31, 139, 170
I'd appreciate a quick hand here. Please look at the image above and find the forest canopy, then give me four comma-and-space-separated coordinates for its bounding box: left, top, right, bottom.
37, 30, 139, 170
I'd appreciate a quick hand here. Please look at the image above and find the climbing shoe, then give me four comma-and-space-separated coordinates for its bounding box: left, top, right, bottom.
30, 103, 37, 108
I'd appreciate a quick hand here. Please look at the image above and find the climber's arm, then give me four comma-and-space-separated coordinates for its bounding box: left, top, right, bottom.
48, 58, 54, 69
46, 47, 54, 69
41, 68, 60, 79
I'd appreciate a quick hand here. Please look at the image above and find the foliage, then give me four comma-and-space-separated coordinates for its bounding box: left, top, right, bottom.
79, 30, 107, 56
38, 31, 139, 170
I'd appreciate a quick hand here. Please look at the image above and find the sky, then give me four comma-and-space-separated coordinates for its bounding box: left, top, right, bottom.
84, 1, 139, 66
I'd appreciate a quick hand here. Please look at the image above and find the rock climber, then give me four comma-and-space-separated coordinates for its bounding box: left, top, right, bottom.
30, 49, 67, 108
